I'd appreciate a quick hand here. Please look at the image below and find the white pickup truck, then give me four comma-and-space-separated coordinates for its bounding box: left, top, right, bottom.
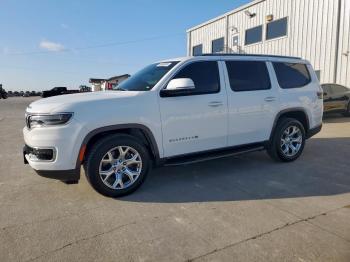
23, 54, 323, 197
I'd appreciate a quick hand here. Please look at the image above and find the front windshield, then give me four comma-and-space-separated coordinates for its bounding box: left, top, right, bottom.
114, 61, 179, 91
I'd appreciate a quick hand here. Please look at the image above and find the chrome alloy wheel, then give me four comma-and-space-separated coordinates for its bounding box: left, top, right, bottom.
280, 125, 303, 157
99, 146, 142, 190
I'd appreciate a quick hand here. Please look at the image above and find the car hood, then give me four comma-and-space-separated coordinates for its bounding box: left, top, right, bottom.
26, 91, 141, 114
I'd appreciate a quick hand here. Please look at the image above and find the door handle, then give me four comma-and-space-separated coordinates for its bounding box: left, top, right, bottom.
208, 101, 223, 107
264, 97, 276, 102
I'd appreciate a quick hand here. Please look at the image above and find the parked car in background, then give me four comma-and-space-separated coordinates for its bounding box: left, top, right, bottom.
0, 84, 8, 99
41, 87, 80, 98
79, 85, 92, 92
23, 54, 323, 197
322, 84, 350, 116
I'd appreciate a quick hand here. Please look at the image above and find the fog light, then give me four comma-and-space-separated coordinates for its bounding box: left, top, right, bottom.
26, 146, 56, 162
34, 148, 54, 161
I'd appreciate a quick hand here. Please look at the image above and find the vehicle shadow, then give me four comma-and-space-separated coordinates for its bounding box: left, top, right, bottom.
121, 137, 350, 203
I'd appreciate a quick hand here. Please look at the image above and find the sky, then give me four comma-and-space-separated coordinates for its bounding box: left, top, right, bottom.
0, 0, 249, 91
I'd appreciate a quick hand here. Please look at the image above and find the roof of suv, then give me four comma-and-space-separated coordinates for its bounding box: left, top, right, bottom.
199, 53, 301, 59
162, 54, 308, 64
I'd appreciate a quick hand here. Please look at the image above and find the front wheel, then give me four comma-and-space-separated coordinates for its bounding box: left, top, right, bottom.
84, 134, 150, 197
267, 118, 306, 162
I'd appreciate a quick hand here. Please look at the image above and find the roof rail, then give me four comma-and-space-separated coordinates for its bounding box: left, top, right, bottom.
197, 53, 302, 60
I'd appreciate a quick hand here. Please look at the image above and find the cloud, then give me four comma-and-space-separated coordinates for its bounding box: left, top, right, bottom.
39, 40, 65, 52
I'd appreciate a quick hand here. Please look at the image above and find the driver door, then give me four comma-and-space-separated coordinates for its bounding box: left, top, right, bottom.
159, 61, 228, 157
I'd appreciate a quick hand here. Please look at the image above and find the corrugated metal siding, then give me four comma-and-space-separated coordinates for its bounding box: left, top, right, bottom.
188, 0, 347, 85
190, 18, 226, 54
336, 0, 350, 87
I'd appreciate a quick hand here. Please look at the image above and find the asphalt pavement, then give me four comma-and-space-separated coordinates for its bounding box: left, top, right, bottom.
0, 97, 349, 262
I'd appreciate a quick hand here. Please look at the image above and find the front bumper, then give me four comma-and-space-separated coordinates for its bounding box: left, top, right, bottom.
23, 118, 85, 181
23, 145, 80, 181
34, 168, 80, 181
23, 119, 84, 170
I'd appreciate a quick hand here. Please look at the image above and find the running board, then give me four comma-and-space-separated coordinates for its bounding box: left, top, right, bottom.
163, 143, 265, 167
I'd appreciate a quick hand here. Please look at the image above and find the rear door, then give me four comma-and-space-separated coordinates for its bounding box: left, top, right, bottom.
223, 59, 279, 146
159, 60, 228, 157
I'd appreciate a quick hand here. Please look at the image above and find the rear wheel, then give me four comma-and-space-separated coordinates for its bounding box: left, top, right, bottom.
267, 118, 306, 162
84, 134, 150, 197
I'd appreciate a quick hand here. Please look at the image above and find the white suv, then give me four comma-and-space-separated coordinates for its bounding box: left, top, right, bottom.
23, 55, 323, 197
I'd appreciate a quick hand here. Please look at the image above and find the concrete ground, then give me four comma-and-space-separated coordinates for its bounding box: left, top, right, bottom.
0, 97, 349, 262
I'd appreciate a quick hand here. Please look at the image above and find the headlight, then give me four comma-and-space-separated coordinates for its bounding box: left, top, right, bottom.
26, 113, 73, 129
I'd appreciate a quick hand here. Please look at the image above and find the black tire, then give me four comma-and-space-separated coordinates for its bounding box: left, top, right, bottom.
267, 118, 306, 162
342, 102, 350, 117
84, 134, 150, 197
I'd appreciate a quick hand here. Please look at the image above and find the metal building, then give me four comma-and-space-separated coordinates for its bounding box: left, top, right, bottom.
187, 0, 350, 87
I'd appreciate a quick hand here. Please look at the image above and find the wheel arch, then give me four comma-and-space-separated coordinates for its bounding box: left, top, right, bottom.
77, 124, 160, 167
270, 108, 310, 141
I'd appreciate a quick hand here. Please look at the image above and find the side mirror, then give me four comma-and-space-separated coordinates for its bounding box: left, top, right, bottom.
160, 78, 195, 97
166, 78, 195, 90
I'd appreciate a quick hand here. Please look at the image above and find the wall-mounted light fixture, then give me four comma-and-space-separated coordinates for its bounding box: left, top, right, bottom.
244, 10, 256, 18
230, 26, 239, 34
266, 14, 274, 22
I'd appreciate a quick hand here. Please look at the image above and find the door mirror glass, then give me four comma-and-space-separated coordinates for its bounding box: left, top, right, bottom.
166, 78, 195, 91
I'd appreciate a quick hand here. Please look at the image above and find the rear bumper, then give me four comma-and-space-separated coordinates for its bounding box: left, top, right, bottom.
306, 124, 322, 139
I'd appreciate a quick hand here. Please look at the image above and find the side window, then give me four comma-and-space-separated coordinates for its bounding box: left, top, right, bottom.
173, 61, 220, 95
225, 61, 271, 92
245, 25, 263, 45
273, 62, 311, 89
212, 37, 224, 53
266, 17, 288, 40
192, 44, 203, 56
331, 84, 347, 94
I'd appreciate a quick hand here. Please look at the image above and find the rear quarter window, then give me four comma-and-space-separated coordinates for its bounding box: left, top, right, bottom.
273, 62, 311, 89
